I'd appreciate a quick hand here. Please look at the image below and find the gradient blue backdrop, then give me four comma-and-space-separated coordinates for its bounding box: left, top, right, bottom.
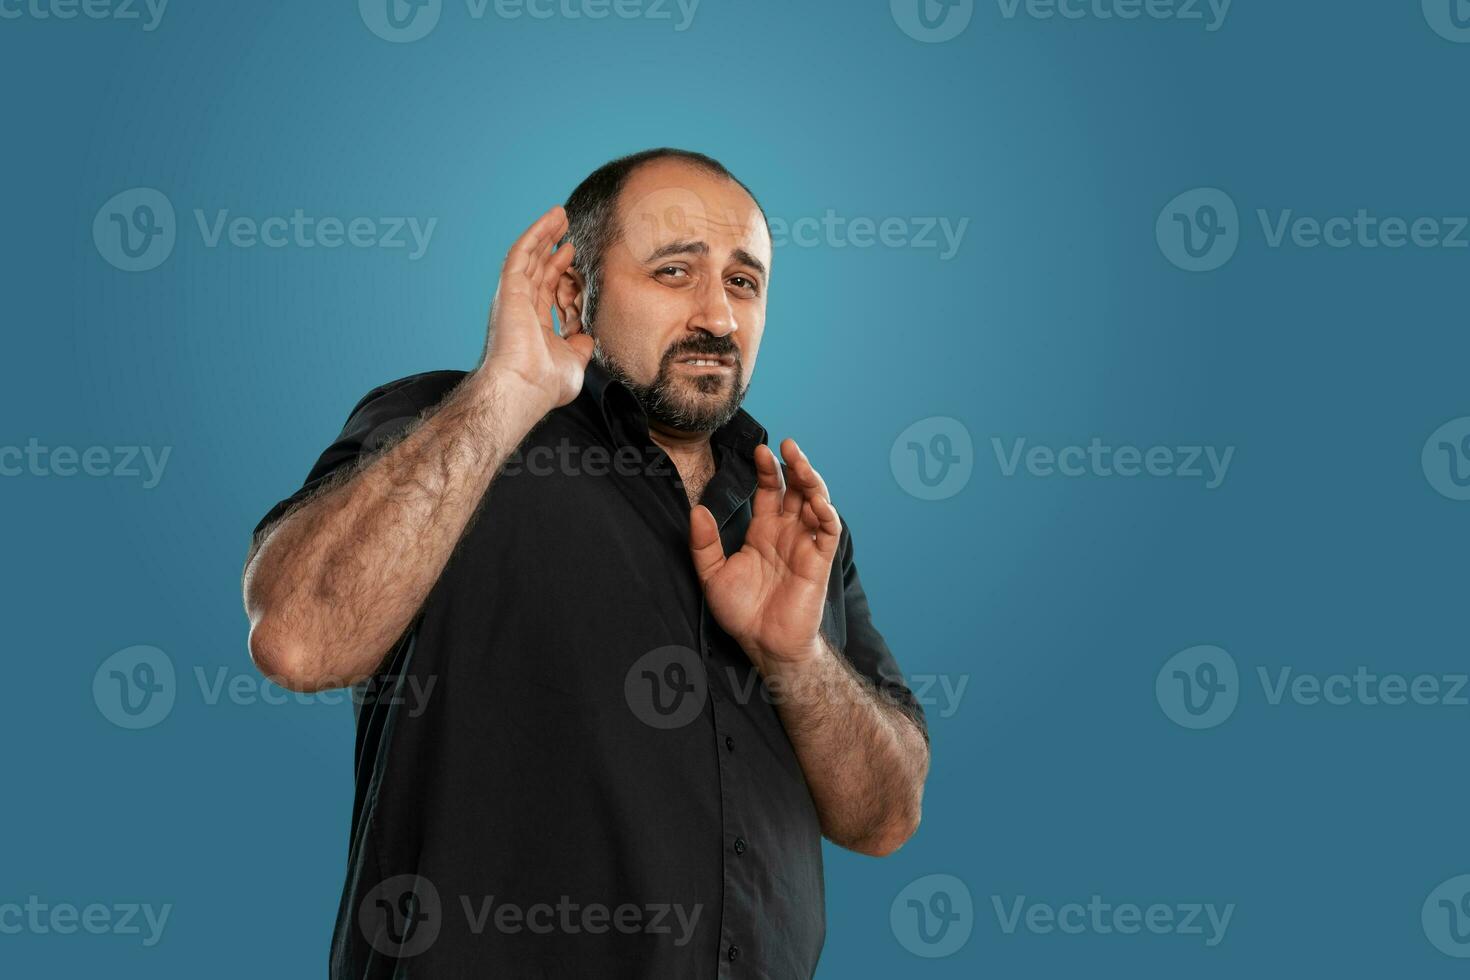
3, 0, 1468, 975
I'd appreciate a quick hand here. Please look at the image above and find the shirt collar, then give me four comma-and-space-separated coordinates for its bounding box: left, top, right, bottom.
579, 356, 769, 456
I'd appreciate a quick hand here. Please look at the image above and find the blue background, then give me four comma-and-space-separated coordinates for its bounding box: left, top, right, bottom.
3, 0, 1468, 975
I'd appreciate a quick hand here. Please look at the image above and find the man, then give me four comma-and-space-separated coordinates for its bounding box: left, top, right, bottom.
242, 148, 931, 978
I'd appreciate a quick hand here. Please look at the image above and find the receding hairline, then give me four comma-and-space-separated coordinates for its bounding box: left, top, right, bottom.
603, 155, 772, 258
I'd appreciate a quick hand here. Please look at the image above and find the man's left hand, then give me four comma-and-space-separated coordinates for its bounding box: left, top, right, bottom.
689, 438, 841, 675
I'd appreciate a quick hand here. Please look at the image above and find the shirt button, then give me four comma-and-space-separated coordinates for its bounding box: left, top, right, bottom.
733, 837, 747, 855
727, 944, 740, 961
725, 736, 734, 751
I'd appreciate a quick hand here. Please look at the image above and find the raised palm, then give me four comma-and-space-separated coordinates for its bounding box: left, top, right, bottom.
690, 438, 842, 673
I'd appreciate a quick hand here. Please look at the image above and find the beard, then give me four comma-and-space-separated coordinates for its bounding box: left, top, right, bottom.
592, 332, 749, 433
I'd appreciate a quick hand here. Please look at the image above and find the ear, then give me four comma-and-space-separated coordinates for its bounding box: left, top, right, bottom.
555, 265, 587, 336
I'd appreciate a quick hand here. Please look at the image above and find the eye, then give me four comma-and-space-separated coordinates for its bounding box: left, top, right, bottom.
655, 265, 688, 279
728, 275, 760, 295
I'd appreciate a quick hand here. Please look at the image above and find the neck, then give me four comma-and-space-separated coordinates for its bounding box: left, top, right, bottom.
648, 420, 714, 459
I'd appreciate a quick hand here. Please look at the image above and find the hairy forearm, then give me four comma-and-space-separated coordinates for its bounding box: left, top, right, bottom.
242, 368, 547, 691
763, 637, 930, 857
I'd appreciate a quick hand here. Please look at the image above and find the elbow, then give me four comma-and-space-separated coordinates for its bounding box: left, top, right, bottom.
865, 807, 923, 858
837, 798, 923, 858
247, 616, 327, 693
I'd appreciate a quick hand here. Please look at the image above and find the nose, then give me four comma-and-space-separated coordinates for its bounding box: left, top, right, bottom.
688, 274, 737, 339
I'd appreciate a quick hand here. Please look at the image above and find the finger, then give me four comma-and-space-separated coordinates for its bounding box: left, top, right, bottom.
538, 242, 576, 327
787, 441, 831, 504
811, 494, 841, 558
563, 330, 595, 366
503, 205, 567, 283
688, 504, 727, 584
779, 439, 804, 516
785, 441, 831, 530
524, 208, 567, 286
752, 444, 785, 517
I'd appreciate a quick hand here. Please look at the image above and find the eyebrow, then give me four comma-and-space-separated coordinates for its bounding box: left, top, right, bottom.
642, 239, 768, 280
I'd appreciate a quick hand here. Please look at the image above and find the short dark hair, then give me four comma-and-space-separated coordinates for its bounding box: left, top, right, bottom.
561, 147, 768, 331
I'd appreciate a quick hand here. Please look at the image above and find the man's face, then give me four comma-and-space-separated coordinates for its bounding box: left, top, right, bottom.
581, 159, 771, 434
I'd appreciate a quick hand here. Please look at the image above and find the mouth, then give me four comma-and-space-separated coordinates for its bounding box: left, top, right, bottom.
673, 353, 736, 372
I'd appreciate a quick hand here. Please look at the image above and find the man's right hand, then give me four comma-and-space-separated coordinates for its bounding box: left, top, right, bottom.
479, 205, 595, 414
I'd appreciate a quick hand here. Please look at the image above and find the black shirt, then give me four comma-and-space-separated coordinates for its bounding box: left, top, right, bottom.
252, 359, 929, 979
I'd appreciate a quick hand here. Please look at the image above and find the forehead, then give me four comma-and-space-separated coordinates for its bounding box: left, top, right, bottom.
614, 158, 771, 267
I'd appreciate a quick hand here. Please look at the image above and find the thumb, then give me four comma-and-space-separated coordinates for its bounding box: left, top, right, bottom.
563, 331, 595, 366
688, 504, 726, 584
